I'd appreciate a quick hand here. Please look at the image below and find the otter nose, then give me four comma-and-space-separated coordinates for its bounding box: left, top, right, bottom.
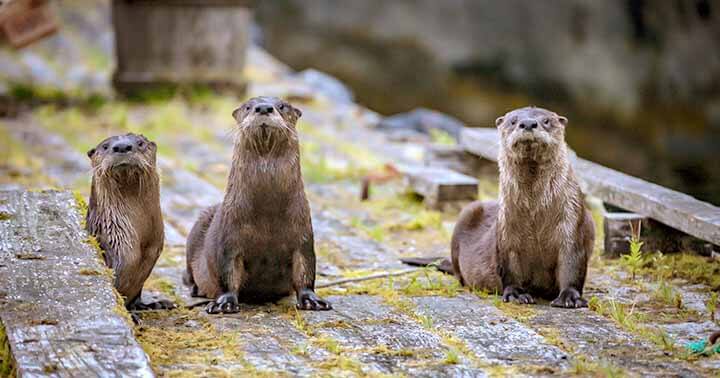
112, 142, 133, 153
255, 104, 274, 115
519, 120, 538, 131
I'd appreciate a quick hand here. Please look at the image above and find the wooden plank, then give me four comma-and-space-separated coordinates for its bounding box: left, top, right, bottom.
397, 164, 478, 208
0, 190, 154, 378
460, 127, 720, 246
423, 144, 498, 178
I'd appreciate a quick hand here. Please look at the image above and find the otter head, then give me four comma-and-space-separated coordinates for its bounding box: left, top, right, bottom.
496, 106, 567, 163
232, 96, 302, 154
87, 133, 157, 183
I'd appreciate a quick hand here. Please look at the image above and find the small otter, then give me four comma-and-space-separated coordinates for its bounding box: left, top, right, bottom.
454, 107, 594, 307
184, 96, 331, 313
86, 133, 173, 311
404, 107, 594, 308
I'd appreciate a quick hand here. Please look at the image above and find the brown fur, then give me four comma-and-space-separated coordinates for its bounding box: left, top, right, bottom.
451, 107, 595, 308
184, 96, 331, 313
86, 133, 171, 310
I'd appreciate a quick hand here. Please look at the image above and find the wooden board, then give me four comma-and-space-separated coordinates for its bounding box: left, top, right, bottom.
0, 190, 154, 377
397, 164, 478, 208
112, 0, 252, 92
460, 127, 720, 246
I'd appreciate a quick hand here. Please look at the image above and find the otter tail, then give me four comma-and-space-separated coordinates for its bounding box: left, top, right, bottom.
400, 257, 454, 274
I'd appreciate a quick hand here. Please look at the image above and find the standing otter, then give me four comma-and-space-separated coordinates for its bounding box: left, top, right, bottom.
184, 96, 331, 314
86, 133, 173, 311
404, 107, 594, 308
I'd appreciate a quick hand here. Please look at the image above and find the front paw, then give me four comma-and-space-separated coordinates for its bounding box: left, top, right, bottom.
551, 288, 587, 308
206, 292, 240, 314
297, 289, 332, 311
502, 286, 535, 305
128, 299, 176, 311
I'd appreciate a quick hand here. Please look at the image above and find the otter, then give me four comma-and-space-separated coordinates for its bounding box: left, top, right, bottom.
404, 107, 594, 308
184, 96, 331, 314
86, 133, 173, 311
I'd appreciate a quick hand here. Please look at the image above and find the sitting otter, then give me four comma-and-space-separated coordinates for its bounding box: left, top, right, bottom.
86, 133, 173, 311
405, 107, 594, 308
184, 96, 331, 314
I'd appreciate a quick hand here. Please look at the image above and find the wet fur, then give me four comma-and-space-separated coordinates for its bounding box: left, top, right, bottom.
86, 133, 165, 307
452, 107, 594, 306
185, 97, 329, 311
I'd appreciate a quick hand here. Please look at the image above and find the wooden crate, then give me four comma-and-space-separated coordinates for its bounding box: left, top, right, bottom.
112, 0, 255, 94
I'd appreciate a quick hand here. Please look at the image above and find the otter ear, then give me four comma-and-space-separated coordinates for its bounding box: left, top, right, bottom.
558, 116, 568, 126
232, 107, 243, 122
87, 148, 96, 159
495, 116, 504, 128
149, 141, 157, 149
293, 106, 302, 119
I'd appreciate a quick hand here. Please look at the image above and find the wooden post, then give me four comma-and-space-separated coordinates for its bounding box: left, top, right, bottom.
112, 0, 254, 94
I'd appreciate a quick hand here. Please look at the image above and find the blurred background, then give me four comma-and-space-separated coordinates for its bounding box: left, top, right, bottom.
1, 0, 719, 204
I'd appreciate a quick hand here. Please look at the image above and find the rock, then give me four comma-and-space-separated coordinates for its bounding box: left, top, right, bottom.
296, 69, 354, 104
378, 108, 465, 140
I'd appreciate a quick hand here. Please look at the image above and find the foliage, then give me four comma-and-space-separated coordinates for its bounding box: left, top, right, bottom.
653, 281, 683, 309
619, 221, 644, 281
707, 292, 718, 323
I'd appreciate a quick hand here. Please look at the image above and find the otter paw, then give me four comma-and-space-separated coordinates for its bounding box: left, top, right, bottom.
551, 288, 587, 308
297, 290, 332, 311
502, 286, 535, 305
129, 299, 176, 311
206, 293, 240, 314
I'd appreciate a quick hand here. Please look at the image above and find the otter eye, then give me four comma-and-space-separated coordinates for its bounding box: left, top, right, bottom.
543, 118, 550, 125
138, 141, 144, 147
511, 119, 517, 126
102, 143, 109, 150
278, 103, 286, 111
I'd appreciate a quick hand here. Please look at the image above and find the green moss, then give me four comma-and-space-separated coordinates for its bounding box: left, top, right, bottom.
652, 281, 684, 309
443, 348, 460, 364
495, 302, 538, 323
568, 356, 626, 377
0, 212, 12, 221
78, 268, 103, 276
350, 217, 387, 242
401, 210, 442, 231
0, 323, 15, 378
84, 235, 105, 261
144, 275, 181, 304
429, 129, 456, 145
135, 311, 246, 368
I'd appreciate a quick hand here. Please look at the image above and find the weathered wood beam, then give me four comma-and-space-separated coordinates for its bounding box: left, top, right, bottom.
604, 212, 716, 257
423, 144, 498, 178
0, 190, 153, 377
460, 127, 720, 246
397, 164, 478, 209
